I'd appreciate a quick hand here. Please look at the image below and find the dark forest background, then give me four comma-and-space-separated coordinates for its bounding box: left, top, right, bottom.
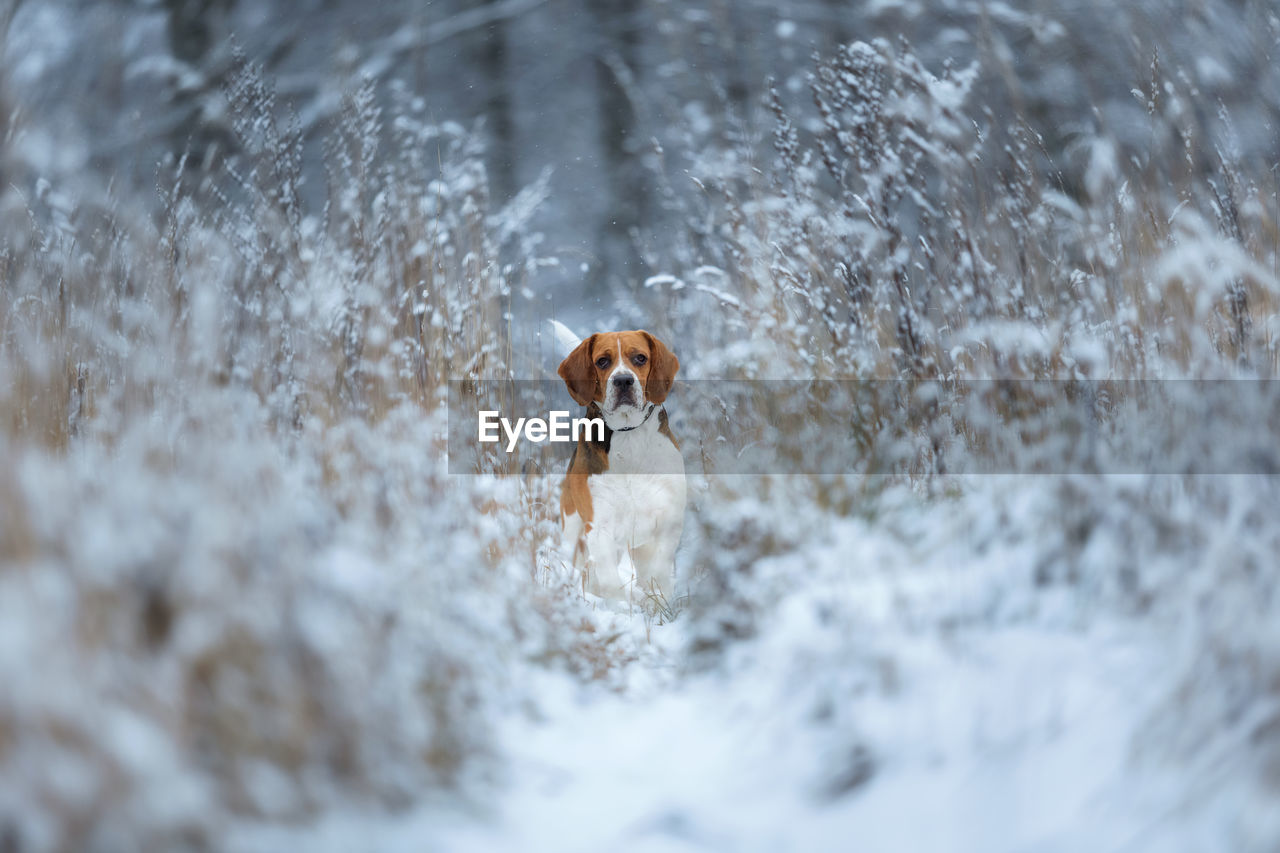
5, 0, 1277, 330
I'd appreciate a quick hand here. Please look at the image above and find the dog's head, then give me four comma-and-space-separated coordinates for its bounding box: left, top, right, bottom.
557, 330, 679, 430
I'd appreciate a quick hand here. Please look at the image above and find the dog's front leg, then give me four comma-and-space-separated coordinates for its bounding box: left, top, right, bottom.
583, 525, 627, 599
630, 475, 685, 606
630, 538, 676, 605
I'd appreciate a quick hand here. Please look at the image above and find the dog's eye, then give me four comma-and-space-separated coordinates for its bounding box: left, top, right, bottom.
632, 354, 647, 366
595, 356, 611, 369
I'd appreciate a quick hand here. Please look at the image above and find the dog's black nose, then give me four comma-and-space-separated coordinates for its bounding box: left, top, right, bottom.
612, 374, 635, 390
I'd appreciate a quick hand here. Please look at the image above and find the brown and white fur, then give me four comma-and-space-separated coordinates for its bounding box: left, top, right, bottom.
557, 330, 685, 603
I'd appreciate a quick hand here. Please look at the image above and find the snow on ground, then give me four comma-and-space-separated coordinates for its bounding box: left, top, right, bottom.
456, 633, 1148, 853
229, 476, 1273, 852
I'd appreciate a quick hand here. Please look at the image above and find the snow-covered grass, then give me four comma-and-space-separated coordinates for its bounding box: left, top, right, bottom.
2, 31, 1280, 853
643, 37, 1280, 851
0, 61, 599, 848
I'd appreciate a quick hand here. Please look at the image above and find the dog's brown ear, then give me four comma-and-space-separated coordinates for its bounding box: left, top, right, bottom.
641, 331, 679, 404
558, 334, 600, 406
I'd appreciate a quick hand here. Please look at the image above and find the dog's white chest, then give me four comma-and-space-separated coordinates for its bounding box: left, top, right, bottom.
589, 472, 685, 545
606, 424, 683, 475
580, 425, 685, 600
591, 431, 685, 544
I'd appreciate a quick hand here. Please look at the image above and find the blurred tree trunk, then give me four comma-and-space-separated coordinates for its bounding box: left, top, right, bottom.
478, 2, 517, 201
160, 0, 239, 165
709, 0, 751, 119
821, 0, 853, 52
164, 0, 228, 63
586, 0, 649, 293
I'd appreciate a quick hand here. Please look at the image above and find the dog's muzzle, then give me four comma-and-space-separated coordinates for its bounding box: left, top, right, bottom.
611, 373, 637, 408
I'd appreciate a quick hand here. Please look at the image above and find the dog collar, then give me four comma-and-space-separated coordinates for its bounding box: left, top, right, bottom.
613, 402, 658, 432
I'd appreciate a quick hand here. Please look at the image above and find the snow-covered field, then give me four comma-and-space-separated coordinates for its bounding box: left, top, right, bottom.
224, 475, 1280, 853
3, 11, 1280, 852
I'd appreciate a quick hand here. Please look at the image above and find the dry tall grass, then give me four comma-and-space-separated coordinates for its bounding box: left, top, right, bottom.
653, 40, 1280, 835
0, 58, 576, 848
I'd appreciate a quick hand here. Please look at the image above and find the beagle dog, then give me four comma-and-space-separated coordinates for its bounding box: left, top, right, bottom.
557, 330, 685, 603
